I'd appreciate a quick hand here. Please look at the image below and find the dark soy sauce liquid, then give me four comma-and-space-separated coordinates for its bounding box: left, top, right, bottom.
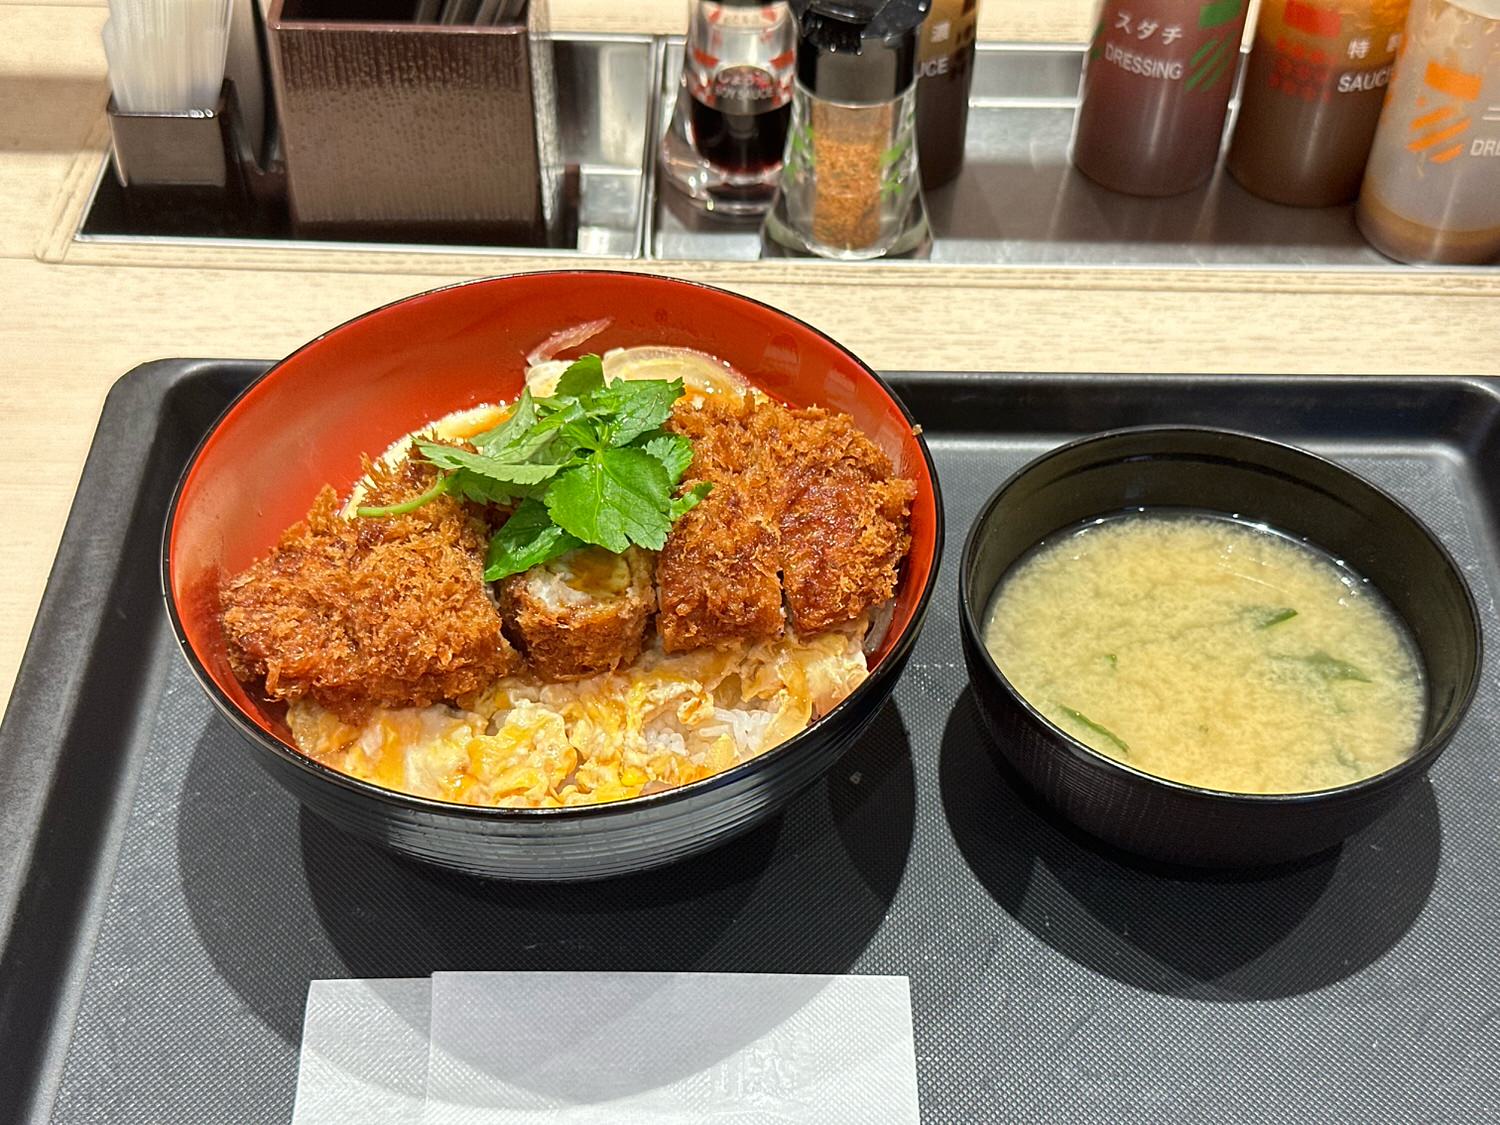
690, 96, 791, 174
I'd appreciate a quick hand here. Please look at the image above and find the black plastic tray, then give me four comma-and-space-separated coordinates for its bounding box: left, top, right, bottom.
3, 362, 1498, 1124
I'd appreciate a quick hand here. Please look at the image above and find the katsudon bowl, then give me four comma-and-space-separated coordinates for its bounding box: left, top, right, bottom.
163, 271, 942, 880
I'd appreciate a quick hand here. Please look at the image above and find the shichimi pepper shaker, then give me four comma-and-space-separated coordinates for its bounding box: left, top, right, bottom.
762, 0, 933, 259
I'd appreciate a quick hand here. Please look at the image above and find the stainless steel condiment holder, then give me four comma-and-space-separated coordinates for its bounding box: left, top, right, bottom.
79, 38, 1499, 272
107, 81, 248, 198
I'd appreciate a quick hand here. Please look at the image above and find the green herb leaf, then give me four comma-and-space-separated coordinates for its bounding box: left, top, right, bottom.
484, 498, 583, 581
552, 354, 606, 400
558, 416, 604, 453
470, 389, 538, 455
385, 364, 706, 570
545, 447, 673, 553
590, 378, 684, 446
1250, 606, 1299, 629
504, 401, 587, 463
637, 431, 695, 485
1056, 704, 1130, 756
668, 480, 712, 521
414, 441, 567, 487
444, 471, 511, 506
354, 473, 451, 518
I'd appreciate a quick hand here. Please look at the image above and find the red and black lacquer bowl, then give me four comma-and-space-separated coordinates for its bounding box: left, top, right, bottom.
163, 271, 942, 881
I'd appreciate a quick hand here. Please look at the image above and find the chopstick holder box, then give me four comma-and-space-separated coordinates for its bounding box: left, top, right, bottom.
266, 0, 562, 246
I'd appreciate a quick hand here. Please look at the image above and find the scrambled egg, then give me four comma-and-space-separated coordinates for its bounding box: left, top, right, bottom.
286, 617, 871, 808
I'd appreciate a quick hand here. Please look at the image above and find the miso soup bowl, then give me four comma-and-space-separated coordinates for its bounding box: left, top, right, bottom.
959, 426, 1482, 868
164, 271, 942, 881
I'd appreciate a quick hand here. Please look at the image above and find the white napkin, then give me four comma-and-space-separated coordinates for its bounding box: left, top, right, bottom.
291, 978, 431, 1125
290, 972, 920, 1124
423, 971, 920, 1125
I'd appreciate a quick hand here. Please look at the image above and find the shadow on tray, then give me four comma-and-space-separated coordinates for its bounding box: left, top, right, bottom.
177, 701, 916, 1056
940, 688, 1441, 1002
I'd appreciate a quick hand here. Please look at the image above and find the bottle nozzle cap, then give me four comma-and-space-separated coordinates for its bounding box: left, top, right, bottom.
791, 0, 929, 103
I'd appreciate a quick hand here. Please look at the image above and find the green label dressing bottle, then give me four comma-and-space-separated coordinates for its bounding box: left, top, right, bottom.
1072, 0, 1251, 195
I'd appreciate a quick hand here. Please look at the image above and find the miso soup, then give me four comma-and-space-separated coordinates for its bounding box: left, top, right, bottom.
982, 511, 1425, 794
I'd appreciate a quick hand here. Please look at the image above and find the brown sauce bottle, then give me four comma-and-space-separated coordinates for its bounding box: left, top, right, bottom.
916, 0, 980, 188
1072, 0, 1252, 196
1227, 0, 1411, 207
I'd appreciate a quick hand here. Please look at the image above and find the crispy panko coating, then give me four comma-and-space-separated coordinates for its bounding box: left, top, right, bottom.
498, 546, 655, 682
781, 468, 915, 634
220, 459, 519, 721
656, 479, 785, 651
658, 394, 916, 651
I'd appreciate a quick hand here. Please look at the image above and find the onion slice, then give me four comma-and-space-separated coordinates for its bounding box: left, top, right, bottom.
525, 318, 612, 367
602, 347, 749, 400
525, 345, 751, 402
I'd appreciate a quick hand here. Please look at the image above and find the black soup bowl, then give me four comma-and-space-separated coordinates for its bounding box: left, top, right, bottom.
958, 426, 1482, 868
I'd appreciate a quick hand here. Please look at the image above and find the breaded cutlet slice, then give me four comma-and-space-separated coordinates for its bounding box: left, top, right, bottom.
656, 478, 785, 652
776, 406, 916, 634
497, 546, 655, 682
658, 394, 915, 650
657, 394, 786, 652
220, 458, 519, 721
780, 467, 916, 633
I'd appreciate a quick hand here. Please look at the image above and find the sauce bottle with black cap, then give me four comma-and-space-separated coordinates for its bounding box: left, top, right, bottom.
917, 0, 981, 189
763, 0, 933, 259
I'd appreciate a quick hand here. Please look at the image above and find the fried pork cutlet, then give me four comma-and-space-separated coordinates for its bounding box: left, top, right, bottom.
497, 546, 655, 682
657, 394, 916, 652
656, 395, 785, 651
220, 459, 519, 721
654, 479, 785, 651
780, 465, 915, 634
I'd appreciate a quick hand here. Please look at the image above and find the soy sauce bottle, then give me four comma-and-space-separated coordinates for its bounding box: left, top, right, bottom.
660, 0, 798, 215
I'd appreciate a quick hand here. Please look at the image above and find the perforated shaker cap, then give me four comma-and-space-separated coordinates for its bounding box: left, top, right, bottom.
791, 0, 930, 103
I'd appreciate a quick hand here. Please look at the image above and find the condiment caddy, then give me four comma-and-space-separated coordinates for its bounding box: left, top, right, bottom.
82, 32, 1500, 269
650, 38, 1494, 266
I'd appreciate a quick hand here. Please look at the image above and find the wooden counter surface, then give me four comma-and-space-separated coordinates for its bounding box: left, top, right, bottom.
0, 0, 1495, 715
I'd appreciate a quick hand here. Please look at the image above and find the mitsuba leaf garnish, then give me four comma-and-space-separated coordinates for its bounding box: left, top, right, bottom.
668, 482, 712, 522
470, 388, 538, 454
551, 353, 606, 399
485, 498, 582, 577
358, 355, 711, 581
637, 431, 694, 485
546, 447, 672, 553
593, 380, 684, 447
